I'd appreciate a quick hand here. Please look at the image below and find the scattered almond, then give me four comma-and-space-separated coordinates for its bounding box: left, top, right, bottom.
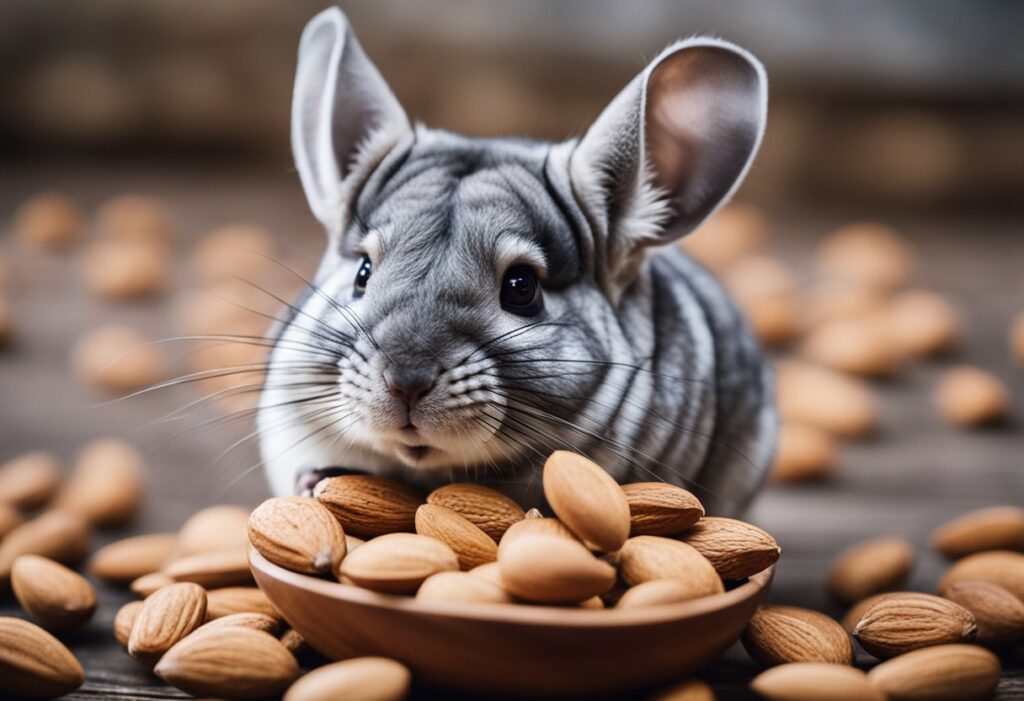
340, 532, 459, 595
0, 510, 90, 581
0, 451, 62, 511
426, 483, 526, 542
206, 586, 281, 621
938, 550, 1024, 601
128, 581, 207, 667
11, 193, 83, 251
131, 571, 175, 598
498, 533, 616, 604
934, 366, 1009, 427
96, 194, 172, 244
647, 677, 716, 701
89, 532, 178, 582
617, 578, 714, 609
801, 315, 900, 377
827, 537, 913, 605
882, 289, 958, 357
750, 662, 884, 701
742, 606, 853, 667
0, 503, 25, 541
70, 324, 167, 394
770, 422, 837, 483
941, 580, 1024, 645
867, 644, 1001, 701
114, 600, 143, 648
678, 517, 781, 579
416, 570, 512, 605
81, 238, 168, 300
815, 222, 914, 291
248, 497, 346, 575
679, 202, 768, 272
1011, 312, 1024, 366
177, 504, 251, 555
852, 592, 976, 658
11, 555, 98, 630
775, 360, 876, 437
840, 593, 895, 634
282, 656, 410, 701
617, 536, 723, 598
315, 475, 424, 538
163, 547, 254, 589
54, 438, 143, 526
621, 482, 704, 536
929, 505, 1024, 559
543, 451, 631, 552
0, 616, 85, 698
415, 504, 497, 570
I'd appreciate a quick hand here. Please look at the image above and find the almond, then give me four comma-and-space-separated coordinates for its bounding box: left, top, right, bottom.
0, 451, 61, 510
283, 656, 410, 701
524, 507, 543, 519
0, 616, 85, 699
340, 532, 459, 594
0, 510, 90, 580
852, 592, 976, 658
840, 593, 896, 634
867, 644, 1001, 701
742, 606, 853, 667
617, 578, 714, 609
114, 600, 143, 648
177, 505, 251, 555
128, 581, 207, 667
195, 612, 280, 635
0, 503, 25, 541
498, 517, 578, 555
770, 422, 837, 483
163, 547, 254, 588
89, 532, 178, 583
54, 438, 143, 526
155, 626, 298, 698
750, 662, 884, 701
801, 315, 900, 377
677, 517, 781, 579
929, 505, 1024, 559
941, 580, 1024, 645
648, 678, 717, 701
775, 360, 877, 438
498, 533, 616, 604
883, 289, 959, 358
206, 586, 281, 621
934, 366, 1009, 427
426, 483, 525, 542
315, 475, 423, 538
11, 555, 98, 630
468, 561, 503, 585
826, 537, 913, 605
248, 497, 346, 575
542, 451, 630, 552
280, 628, 310, 657
621, 482, 704, 536
578, 595, 605, 610
131, 571, 174, 597
938, 550, 1024, 601
616, 536, 724, 601
416, 571, 512, 605
415, 504, 497, 570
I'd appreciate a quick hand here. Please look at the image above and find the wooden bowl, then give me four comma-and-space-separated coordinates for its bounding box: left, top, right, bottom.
251, 548, 773, 698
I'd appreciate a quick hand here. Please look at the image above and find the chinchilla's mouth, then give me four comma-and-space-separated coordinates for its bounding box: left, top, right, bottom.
295, 466, 367, 496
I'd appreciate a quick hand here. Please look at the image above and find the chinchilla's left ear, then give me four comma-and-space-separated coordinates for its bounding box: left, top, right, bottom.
570, 38, 767, 280
292, 7, 410, 235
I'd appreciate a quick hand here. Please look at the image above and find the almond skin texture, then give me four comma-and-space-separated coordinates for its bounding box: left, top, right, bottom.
0, 451, 62, 510
415, 571, 512, 605
54, 438, 143, 526
648, 677, 716, 701
852, 592, 976, 659
742, 606, 854, 667
826, 537, 913, 605
677, 517, 781, 579
0, 510, 90, 581
128, 581, 208, 667
283, 656, 411, 701
929, 505, 1024, 559
938, 550, 1024, 601
616, 579, 713, 609
542, 451, 631, 552
163, 547, 254, 588
177, 505, 251, 555
114, 600, 143, 648
426, 483, 526, 542
840, 593, 896, 634
617, 536, 724, 598
11, 555, 98, 630
194, 612, 280, 635
315, 475, 423, 538
340, 532, 459, 594
621, 482, 704, 536
498, 533, 616, 604
205, 586, 281, 621
941, 580, 1024, 645
131, 571, 174, 597
415, 504, 497, 570
750, 662, 884, 701
498, 517, 578, 555
155, 626, 299, 699
0, 616, 85, 699
867, 644, 1001, 701
89, 532, 178, 582
248, 497, 346, 575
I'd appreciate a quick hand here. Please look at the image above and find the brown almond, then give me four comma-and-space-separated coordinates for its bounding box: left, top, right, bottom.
867, 644, 1001, 701
177, 505, 251, 555
0, 451, 62, 510
128, 581, 207, 667
0, 616, 85, 699
131, 571, 175, 597
195, 612, 280, 635
770, 422, 837, 483
426, 483, 525, 542
621, 482, 704, 536
616, 536, 724, 599
775, 360, 877, 438
678, 517, 781, 579
934, 366, 1010, 427
929, 505, 1024, 559
283, 656, 410, 701
938, 550, 1024, 601
941, 580, 1024, 645
280, 628, 309, 657
416, 571, 512, 605
883, 289, 959, 358
11, 555, 98, 630
617, 579, 714, 609
648, 677, 716, 701
578, 595, 605, 610
163, 547, 254, 589
0, 503, 25, 541
742, 606, 854, 667
0, 510, 90, 580
206, 586, 281, 621
840, 593, 897, 634
340, 532, 459, 594
54, 438, 143, 526
415, 504, 497, 570
542, 451, 630, 552
89, 532, 178, 583
155, 626, 298, 698
852, 592, 976, 659
114, 600, 143, 648
315, 475, 423, 538
800, 315, 900, 377
498, 533, 616, 604
826, 537, 913, 605
524, 507, 543, 519
248, 497, 346, 575
468, 561, 503, 585
750, 662, 884, 701
498, 517, 578, 556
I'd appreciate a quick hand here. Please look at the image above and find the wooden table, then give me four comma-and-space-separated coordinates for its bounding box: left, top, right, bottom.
1, 161, 1021, 699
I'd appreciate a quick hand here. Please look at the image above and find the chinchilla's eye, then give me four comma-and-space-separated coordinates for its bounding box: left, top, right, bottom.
500, 264, 543, 316
353, 255, 372, 297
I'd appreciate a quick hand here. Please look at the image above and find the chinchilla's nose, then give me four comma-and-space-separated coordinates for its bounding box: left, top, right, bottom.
383, 366, 437, 408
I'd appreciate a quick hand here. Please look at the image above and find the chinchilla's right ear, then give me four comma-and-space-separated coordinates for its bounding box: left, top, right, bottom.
292, 7, 410, 235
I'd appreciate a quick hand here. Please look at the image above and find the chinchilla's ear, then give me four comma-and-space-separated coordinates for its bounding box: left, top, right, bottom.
292, 7, 409, 234
570, 38, 767, 280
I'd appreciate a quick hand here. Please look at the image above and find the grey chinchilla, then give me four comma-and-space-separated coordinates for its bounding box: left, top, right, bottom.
259, 7, 776, 516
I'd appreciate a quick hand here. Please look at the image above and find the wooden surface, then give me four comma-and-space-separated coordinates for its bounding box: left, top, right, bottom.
0, 161, 1021, 699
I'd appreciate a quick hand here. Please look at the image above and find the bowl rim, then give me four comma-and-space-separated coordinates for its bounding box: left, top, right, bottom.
250, 547, 774, 628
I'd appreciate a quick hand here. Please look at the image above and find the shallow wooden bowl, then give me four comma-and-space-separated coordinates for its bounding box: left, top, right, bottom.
251, 548, 773, 698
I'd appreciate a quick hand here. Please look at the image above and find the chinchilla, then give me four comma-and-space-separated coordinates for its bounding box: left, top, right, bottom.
258, 7, 776, 515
